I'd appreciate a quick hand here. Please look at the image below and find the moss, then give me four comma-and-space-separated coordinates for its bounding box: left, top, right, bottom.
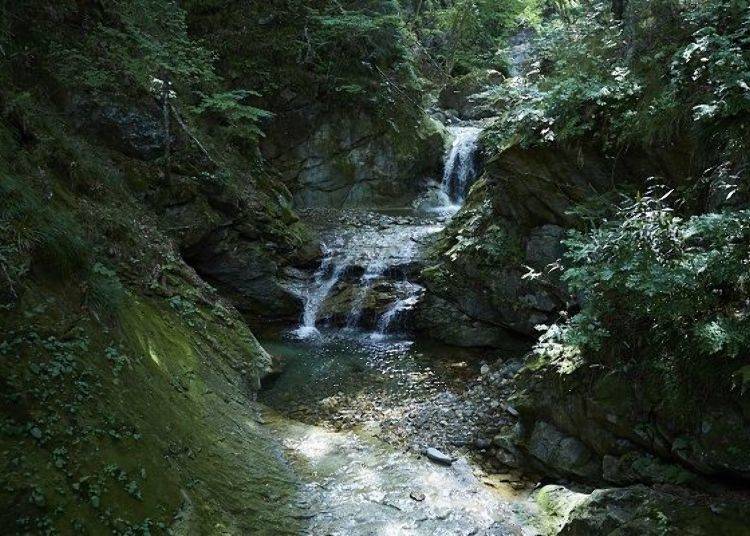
1, 284, 300, 534
532, 485, 588, 535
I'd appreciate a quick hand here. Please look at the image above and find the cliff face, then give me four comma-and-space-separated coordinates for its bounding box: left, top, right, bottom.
0, 3, 315, 530
0, 109, 305, 531
416, 139, 694, 347
262, 107, 446, 208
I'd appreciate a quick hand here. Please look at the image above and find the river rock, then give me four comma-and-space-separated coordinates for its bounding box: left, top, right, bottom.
526, 421, 600, 480
425, 447, 453, 465
409, 490, 425, 502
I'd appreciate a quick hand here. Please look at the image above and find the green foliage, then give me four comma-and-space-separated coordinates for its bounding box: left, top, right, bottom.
8, 0, 272, 154
443, 215, 522, 265
86, 263, 126, 321
409, 0, 543, 76
308, 7, 425, 123
188, 0, 425, 129
0, 175, 88, 297
488, 0, 750, 167
52, 0, 218, 99
193, 90, 272, 144
536, 185, 750, 398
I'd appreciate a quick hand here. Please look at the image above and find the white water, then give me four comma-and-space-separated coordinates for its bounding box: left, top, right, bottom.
293, 122, 482, 339
371, 281, 422, 340
345, 258, 387, 328
441, 126, 481, 205
292, 243, 348, 339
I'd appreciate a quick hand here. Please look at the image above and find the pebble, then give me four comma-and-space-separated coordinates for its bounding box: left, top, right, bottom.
474, 437, 491, 449
502, 403, 520, 417
410, 491, 426, 502
425, 447, 453, 465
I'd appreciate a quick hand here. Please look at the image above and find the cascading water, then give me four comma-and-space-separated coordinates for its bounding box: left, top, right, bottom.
346, 258, 386, 328
292, 243, 348, 339
370, 281, 422, 340
290, 212, 444, 339
292, 122, 483, 340
440, 126, 481, 205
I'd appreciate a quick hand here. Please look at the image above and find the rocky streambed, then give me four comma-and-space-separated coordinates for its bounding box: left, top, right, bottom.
253, 196, 550, 534
257, 328, 541, 535
249, 113, 750, 534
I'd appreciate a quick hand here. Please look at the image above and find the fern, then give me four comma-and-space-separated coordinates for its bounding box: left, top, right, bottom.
193, 90, 272, 142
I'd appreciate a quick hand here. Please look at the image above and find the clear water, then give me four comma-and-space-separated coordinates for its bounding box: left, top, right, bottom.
260, 330, 483, 417
257, 329, 535, 534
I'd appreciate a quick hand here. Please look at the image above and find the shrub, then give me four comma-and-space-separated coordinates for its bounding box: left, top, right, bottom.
536, 184, 750, 399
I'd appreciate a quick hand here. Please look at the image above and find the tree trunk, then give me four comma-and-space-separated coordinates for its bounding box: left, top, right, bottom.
162, 75, 171, 182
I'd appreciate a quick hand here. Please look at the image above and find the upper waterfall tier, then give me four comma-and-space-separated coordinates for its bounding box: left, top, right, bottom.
441, 126, 482, 205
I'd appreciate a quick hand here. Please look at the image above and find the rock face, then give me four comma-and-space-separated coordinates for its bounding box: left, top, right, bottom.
416, 140, 693, 347
71, 98, 174, 161
534, 484, 750, 535
163, 177, 317, 323
72, 97, 317, 323
526, 421, 600, 480
262, 107, 447, 208
509, 362, 750, 487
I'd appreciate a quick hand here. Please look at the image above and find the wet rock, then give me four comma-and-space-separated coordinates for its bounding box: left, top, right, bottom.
425, 447, 453, 465
409, 490, 425, 502
263, 110, 447, 208
498, 359, 524, 378
414, 293, 525, 349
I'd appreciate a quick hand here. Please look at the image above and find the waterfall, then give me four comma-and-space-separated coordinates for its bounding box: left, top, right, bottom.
290, 204, 445, 339
441, 126, 481, 205
346, 259, 386, 328
292, 243, 348, 339
370, 281, 422, 340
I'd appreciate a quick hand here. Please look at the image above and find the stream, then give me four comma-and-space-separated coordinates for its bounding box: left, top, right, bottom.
258, 124, 539, 534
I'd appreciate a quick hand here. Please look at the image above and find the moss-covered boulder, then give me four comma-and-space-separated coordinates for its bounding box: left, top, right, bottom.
534, 484, 750, 535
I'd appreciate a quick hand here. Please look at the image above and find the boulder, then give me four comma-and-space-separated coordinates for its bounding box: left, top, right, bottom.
534, 484, 750, 535
417, 139, 694, 346
425, 447, 453, 465
526, 421, 600, 480
71, 97, 175, 161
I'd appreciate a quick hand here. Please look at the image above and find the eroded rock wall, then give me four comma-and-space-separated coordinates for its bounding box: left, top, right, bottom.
416, 140, 692, 347
262, 106, 447, 208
